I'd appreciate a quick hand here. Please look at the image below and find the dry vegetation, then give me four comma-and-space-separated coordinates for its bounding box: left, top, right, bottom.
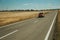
53, 10, 60, 40
0, 11, 48, 26
56, 10, 60, 31
0, 11, 39, 26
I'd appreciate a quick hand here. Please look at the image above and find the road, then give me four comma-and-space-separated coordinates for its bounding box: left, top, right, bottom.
0, 12, 57, 40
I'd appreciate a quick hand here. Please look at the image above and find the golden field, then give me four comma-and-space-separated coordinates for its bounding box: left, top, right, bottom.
0, 11, 39, 26
0, 11, 48, 26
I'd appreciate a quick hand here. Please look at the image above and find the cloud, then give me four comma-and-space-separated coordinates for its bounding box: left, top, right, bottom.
24, 4, 29, 5
23, 3, 32, 6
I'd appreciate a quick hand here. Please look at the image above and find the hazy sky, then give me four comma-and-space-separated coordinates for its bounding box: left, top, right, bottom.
0, 0, 60, 10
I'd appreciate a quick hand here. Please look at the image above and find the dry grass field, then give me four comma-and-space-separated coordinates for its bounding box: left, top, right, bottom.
0, 11, 48, 26
0, 11, 39, 26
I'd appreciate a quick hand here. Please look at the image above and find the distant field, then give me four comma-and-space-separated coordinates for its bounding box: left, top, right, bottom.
0, 11, 48, 26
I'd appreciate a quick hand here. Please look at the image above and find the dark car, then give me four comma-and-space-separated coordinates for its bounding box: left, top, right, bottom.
38, 13, 44, 18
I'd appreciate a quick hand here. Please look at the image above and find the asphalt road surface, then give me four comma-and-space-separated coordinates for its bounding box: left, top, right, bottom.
0, 12, 57, 40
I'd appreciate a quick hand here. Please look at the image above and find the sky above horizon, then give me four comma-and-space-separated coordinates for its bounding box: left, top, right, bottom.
0, 0, 60, 10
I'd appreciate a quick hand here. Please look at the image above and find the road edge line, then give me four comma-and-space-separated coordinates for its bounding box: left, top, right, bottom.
0, 18, 35, 28
44, 12, 57, 40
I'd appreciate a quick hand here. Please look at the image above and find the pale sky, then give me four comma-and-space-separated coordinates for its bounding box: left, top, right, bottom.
0, 0, 60, 10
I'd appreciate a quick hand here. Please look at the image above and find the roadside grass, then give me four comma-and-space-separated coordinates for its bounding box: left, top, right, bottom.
0, 11, 39, 26
0, 11, 48, 26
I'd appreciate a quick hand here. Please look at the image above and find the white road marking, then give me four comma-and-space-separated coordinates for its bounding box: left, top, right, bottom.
0, 30, 18, 39
44, 12, 57, 40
